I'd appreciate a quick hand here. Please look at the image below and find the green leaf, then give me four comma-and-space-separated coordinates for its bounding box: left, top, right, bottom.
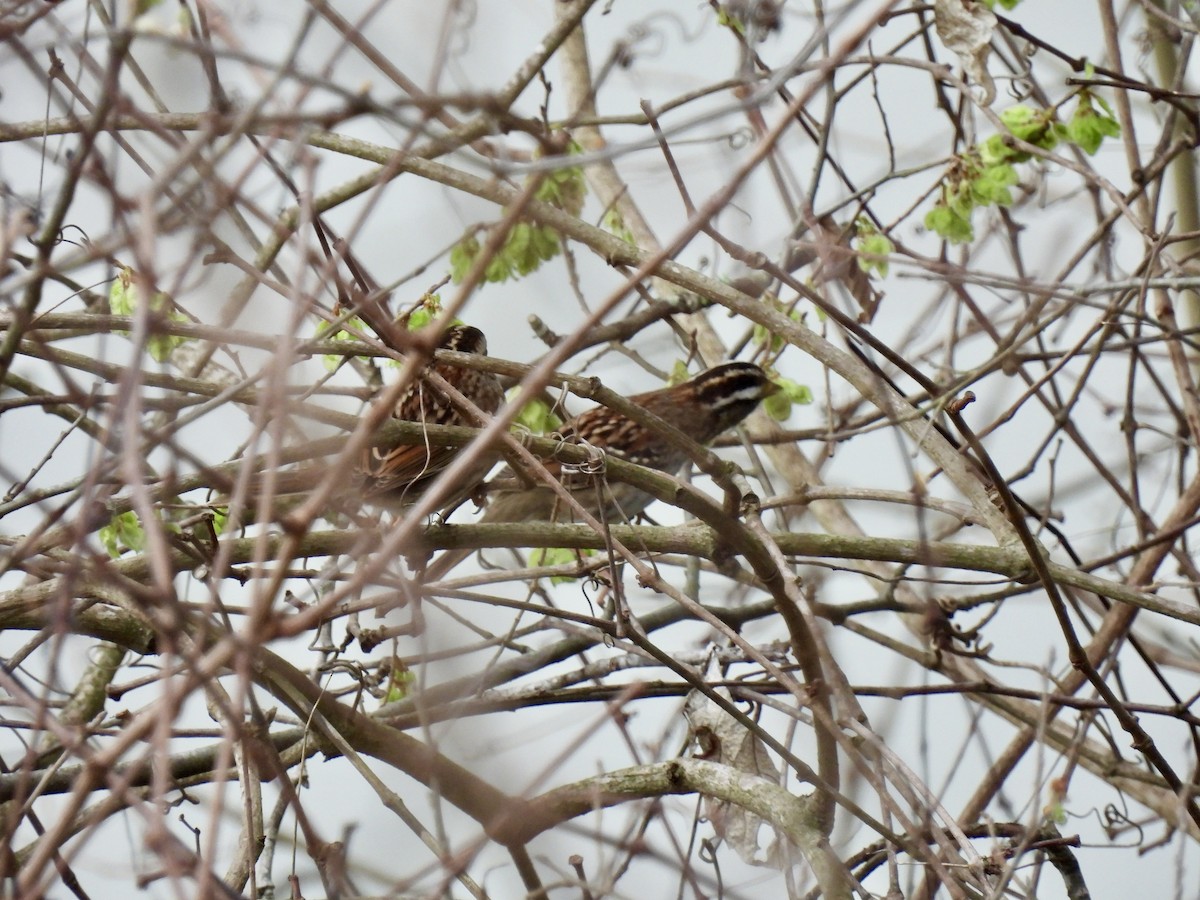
535, 164, 587, 217
406, 299, 440, 331
99, 511, 146, 558
506, 223, 551, 277
450, 158, 579, 286
530, 546, 591, 583
602, 208, 636, 245
943, 182, 972, 219
108, 267, 188, 361
925, 204, 975, 244
999, 104, 1058, 152
927, 103, 1068, 246
753, 322, 784, 352
1066, 113, 1100, 155
383, 665, 415, 703
146, 333, 173, 363
485, 252, 513, 283
999, 105, 1039, 140
763, 376, 813, 421
449, 234, 481, 283
762, 391, 791, 422
1043, 801, 1067, 826
507, 222, 532, 265
928, 103, 1069, 249
925, 205, 953, 239
668, 360, 693, 387
751, 295, 802, 352
777, 377, 813, 405
971, 162, 1018, 206
455, 221, 562, 285
511, 392, 563, 434
1093, 92, 1119, 120
716, 6, 746, 34
974, 133, 1012, 165
853, 224, 894, 278
522, 225, 561, 274
314, 316, 368, 371
109, 267, 136, 316
1067, 94, 1121, 155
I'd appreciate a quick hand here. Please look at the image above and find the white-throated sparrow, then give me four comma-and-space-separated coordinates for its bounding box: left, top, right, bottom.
486, 361, 777, 522
357, 324, 504, 512
423, 361, 777, 578
223, 325, 502, 522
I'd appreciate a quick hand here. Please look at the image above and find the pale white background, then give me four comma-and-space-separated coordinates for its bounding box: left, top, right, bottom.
1, 1, 1196, 897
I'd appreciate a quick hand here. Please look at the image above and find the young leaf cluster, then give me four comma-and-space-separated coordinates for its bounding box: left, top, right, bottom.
528, 546, 593, 583
314, 316, 369, 371
602, 207, 636, 245
99, 510, 146, 557
925, 96, 1120, 244
852, 218, 894, 278
312, 295, 459, 370
450, 158, 587, 284
924, 147, 1019, 245
1065, 90, 1122, 154
99, 506, 197, 558
383, 662, 416, 703
763, 375, 813, 422
510, 390, 564, 435
108, 266, 189, 363
752, 296, 804, 354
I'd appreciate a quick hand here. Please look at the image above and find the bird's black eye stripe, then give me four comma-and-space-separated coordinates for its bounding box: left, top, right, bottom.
693, 365, 769, 402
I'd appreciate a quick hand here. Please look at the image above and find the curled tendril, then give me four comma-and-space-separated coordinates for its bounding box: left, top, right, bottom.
1002, 71, 1036, 102
579, 576, 604, 628
623, 22, 665, 60
623, 9, 708, 62
558, 436, 607, 476
1100, 802, 1144, 846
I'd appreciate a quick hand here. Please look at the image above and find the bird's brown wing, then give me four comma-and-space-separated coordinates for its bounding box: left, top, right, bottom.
358, 440, 456, 502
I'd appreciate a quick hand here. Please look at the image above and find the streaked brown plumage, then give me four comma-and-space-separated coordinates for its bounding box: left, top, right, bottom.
222, 325, 501, 524
357, 324, 504, 512
423, 361, 778, 579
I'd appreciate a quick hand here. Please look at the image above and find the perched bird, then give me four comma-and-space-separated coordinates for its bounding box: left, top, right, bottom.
423, 361, 778, 578
356, 324, 504, 513
223, 325, 502, 523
